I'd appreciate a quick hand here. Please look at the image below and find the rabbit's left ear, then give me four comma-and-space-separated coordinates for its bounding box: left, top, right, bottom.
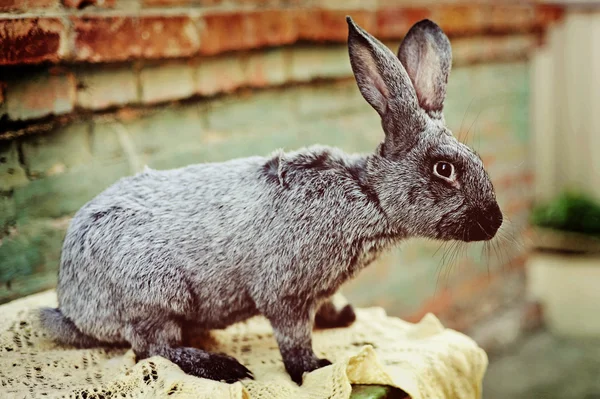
346, 16, 420, 120
398, 20, 452, 117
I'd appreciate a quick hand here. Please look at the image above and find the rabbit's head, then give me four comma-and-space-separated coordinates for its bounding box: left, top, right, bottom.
347, 17, 502, 242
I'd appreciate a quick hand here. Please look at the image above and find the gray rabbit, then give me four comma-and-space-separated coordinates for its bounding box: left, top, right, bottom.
39, 17, 502, 385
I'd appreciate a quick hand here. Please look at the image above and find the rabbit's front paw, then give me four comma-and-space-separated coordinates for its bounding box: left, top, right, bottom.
285, 356, 332, 385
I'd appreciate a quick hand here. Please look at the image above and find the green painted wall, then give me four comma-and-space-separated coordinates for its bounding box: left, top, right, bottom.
0, 62, 531, 312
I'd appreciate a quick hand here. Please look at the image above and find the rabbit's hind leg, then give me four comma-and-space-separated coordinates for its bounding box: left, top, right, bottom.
314, 299, 356, 329
128, 317, 254, 383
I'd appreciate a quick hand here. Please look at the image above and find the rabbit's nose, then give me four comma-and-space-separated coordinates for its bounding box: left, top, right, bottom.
464, 203, 503, 241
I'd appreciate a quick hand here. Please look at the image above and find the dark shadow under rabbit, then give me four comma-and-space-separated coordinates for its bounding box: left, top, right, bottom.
39, 17, 502, 385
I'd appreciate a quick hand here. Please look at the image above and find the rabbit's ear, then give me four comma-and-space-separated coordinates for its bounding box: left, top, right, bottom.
346, 16, 420, 120
398, 19, 452, 116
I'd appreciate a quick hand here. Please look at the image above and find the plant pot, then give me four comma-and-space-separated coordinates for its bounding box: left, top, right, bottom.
527, 227, 600, 253
527, 249, 600, 338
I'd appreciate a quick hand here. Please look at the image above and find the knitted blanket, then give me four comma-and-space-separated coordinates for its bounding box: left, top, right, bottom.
0, 290, 487, 399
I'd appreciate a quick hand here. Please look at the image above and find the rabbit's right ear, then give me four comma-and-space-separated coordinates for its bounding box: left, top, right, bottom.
398, 19, 452, 117
346, 16, 421, 125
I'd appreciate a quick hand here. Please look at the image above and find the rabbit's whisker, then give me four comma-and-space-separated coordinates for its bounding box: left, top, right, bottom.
458, 97, 476, 143
436, 240, 458, 291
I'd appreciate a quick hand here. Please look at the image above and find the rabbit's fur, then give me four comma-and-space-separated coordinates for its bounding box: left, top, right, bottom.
39, 17, 502, 385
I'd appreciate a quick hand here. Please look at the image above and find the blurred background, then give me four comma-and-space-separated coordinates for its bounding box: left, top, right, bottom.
1, 0, 600, 398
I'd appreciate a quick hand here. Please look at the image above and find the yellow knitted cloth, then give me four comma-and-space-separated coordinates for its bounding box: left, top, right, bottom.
0, 290, 487, 399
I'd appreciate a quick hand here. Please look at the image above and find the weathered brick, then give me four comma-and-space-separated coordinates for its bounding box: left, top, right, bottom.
62, 0, 116, 8
199, 10, 298, 56
295, 80, 364, 117
142, 0, 223, 5
288, 111, 381, 152
0, 218, 67, 286
90, 106, 204, 170
5, 70, 76, 121
198, 12, 249, 55
123, 106, 203, 161
14, 160, 130, 221
288, 46, 351, 82
430, 5, 487, 36
0, 194, 16, 232
301, 9, 375, 42
377, 4, 551, 40
195, 56, 246, 96
140, 62, 195, 104
0, 0, 59, 12
91, 118, 127, 161
245, 49, 286, 88
0, 4, 564, 67
21, 122, 92, 177
376, 7, 430, 39
0, 18, 66, 66
206, 89, 296, 131
487, 5, 536, 34
72, 15, 200, 62
319, 0, 377, 9
450, 35, 534, 67
0, 141, 28, 191
0, 270, 57, 304
242, 10, 298, 48
76, 65, 138, 110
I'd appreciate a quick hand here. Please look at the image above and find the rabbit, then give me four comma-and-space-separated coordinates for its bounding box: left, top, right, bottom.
39, 16, 503, 385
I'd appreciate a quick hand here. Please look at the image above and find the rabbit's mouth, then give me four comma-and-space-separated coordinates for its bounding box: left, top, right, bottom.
462, 202, 503, 242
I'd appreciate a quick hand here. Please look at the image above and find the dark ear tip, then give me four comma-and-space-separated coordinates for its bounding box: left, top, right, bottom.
346, 15, 362, 38
412, 19, 444, 33
346, 15, 357, 31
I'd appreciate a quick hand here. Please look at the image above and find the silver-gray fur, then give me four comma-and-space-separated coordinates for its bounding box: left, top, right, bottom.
39, 17, 502, 385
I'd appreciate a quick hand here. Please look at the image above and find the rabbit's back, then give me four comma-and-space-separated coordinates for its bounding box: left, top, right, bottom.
56, 146, 394, 340
57, 156, 271, 335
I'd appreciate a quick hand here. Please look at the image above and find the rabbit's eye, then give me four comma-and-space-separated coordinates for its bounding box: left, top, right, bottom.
434, 162, 455, 180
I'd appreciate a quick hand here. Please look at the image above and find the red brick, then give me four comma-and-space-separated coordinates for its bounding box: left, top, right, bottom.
75, 65, 138, 110
430, 5, 486, 36
62, 0, 116, 8
0, 3, 564, 65
5, 70, 76, 121
243, 10, 298, 48
376, 7, 430, 39
195, 56, 246, 96
0, 18, 66, 66
72, 15, 200, 62
142, 0, 223, 5
201, 10, 292, 54
378, 4, 555, 40
198, 12, 256, 55
0, 0, 59, 11
140, 62, 195, 104
306, 9, 376, 42
245, 49, 286, 88
486, 5, 536, 34
199, 9, 374, 55
234, 0, 279, 4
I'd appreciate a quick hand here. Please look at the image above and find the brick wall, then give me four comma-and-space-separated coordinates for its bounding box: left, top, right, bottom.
0, 1, 563, 331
